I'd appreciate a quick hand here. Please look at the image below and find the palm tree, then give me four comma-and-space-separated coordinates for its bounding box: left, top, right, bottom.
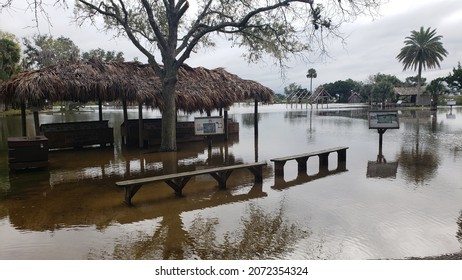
396, 26, 448, 105
306, 68, 317, 94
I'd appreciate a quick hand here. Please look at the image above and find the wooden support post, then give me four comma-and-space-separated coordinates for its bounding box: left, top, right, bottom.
274, 175, 285, 186
21, 103, 27, 137
248, 182, 263, 195
165, 176, 192, 196
124, 184, 142, 206
337, 149, 347, 171
337, 149, 347, 163
254, 97, 259, 137
248, 165, 263, 183
274, 161, 286, 177
138, 103, 144, 148
98, 99, 103, 121
318, 153, 329, 169
122, 99, 129, 145
296, 157, 309, 174
210, 170, 233, 189
33, 110, 40, 136
224, 109, 228, 141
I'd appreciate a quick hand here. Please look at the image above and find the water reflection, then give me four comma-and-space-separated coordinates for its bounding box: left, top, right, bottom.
367, 125, 399, 178
3, 137, 273, 231
240, 113, 261, 128
399, 147, 439, 184
399, 115, 440, 185
273, 162, 348, 190
457, 211, 462, 250
316, 108, 368, 120
284, 111, 310, 123
98, 203, 309, 260
366, 155, 399, 178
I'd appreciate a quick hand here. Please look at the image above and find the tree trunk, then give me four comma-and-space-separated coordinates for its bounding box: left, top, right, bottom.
431, 92, 438, 111
417, 63, 422, 106
310, 77, 313, 94
160, 76, 178, 151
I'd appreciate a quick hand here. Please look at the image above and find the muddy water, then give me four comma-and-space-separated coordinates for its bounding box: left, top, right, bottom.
0, 104, 461, 259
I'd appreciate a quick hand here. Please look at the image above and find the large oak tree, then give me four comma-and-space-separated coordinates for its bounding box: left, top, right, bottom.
2, 0, 383, 151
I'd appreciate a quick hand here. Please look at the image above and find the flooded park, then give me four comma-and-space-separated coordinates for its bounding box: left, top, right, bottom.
0, 103, 462, 260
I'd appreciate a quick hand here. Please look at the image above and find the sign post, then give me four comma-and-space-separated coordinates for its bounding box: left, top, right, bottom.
194, 116, 225, 151
369, 110, 400, 162
447, 99, 456, 119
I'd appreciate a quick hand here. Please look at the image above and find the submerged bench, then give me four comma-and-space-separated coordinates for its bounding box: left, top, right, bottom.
116, 161, 267, 205
270, 146, 348, 177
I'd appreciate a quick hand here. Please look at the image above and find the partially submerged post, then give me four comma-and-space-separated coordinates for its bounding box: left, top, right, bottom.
368, 110, 400, 160
138, 103, 144, 148
20, 103, 27, 137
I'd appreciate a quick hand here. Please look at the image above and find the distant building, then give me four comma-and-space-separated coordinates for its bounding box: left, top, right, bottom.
348, 91, 362, 103
306, 86, 333, 108
394, 87, 431, 106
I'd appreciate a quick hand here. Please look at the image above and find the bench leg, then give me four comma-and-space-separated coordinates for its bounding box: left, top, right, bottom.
248, 165, 263, 183
273, 161, 286, 177
124, 184, 142, 206
274, 174, 286, 187
319, 153, 330, 171
336, 149, 347, 171
210, 170, 233, 189
165, 176, 192, 196
337, 149, 347, 163
296, 157, 309, 174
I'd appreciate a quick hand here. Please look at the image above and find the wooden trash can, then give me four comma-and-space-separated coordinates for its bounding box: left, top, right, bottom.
8, 136, 49, 171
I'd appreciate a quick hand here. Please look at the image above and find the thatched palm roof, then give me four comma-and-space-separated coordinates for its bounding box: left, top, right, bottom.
394, 87, 426, 96
0, 59, 274, 113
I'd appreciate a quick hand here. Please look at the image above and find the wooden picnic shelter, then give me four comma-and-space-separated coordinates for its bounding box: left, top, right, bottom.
0, 59, 274, 149
307, 85, 332, 108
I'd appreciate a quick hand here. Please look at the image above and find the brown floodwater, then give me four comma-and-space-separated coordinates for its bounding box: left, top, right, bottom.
0, 103, 461, 259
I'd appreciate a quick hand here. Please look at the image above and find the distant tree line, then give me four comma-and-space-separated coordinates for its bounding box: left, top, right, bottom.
282, 67, 461, 105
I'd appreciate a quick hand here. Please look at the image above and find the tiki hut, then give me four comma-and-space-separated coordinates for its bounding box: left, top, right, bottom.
0, 59, 274, 148
0, 59, 273, 111
394, 87, 430, 106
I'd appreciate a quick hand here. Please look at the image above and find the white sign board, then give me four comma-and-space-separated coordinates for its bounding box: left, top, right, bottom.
369, 111, 399, 129
447, 99, 456, 106
194, 117, 225, 135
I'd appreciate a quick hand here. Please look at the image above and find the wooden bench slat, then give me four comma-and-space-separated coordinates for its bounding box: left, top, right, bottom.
270, 146, 348, 162
270, 146, 348, 178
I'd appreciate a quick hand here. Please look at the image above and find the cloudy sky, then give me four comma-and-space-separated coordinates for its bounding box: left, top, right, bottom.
1, 0, 461, 93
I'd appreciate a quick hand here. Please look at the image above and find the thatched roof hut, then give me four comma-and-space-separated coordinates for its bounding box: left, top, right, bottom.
0, 59, 274, 112
394, 87, 423, 97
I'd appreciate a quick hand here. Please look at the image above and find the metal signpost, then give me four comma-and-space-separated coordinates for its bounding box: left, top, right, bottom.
368, 110, 400, 163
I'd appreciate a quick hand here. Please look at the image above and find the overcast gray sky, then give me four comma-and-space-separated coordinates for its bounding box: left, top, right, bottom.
1, 0, 461, 93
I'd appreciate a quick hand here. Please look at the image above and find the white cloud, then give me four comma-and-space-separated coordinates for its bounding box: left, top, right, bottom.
1, 0, 461, 93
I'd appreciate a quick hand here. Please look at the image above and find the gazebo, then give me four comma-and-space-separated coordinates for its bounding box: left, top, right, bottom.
0, 59, 274, 148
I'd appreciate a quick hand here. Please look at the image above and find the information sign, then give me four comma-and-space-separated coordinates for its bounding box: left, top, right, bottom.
194, 117, 225, 135
368, 110, 399, 129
